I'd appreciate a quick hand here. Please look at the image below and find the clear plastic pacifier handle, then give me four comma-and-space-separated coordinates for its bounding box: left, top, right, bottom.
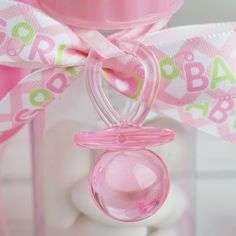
75, 40, 175, 222
85, 40, 160, 127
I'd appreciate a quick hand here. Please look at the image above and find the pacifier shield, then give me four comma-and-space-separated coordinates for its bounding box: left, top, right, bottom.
89, 149, 170, 222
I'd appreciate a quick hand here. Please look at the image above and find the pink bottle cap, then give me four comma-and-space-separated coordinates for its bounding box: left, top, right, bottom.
37, 0, 183, 29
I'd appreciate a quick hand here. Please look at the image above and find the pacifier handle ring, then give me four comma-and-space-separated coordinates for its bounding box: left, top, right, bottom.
118, 41, 160, 125
85, 40, 160, 127
86, 56, 122, 126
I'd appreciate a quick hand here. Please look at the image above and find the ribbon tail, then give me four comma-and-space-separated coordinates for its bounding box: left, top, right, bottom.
137, 23, 236, 141
104, 23, 236, 142
155, 100, 236, 142
0, 66, 81, 143
0, 0, 85, 68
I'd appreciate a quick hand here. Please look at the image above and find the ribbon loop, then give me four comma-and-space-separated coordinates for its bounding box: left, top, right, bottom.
0, 0, 85, 68
1, 0, 236, 142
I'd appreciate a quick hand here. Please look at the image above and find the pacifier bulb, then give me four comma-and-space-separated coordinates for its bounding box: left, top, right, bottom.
75, 126, 175, 222
90, 149, 169, 222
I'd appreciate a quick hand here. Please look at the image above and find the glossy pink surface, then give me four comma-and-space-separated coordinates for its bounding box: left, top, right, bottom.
75, 126, 175, 150
37, 0, 183, 29
90, 149, 170, 222
85, 40, 160, 127
77, 41, 173, 221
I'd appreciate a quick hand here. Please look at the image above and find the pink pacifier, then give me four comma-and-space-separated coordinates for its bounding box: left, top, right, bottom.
74, 40, 176, 222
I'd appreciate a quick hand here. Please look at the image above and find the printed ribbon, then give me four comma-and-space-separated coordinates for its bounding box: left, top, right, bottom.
1, 0, 236, 143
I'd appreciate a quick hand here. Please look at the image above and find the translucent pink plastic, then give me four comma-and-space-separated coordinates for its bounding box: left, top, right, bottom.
90, 149, 170, 222
85, 40, 160, 127
75, 40, 175, 222
37, 0, 183, 29
75, 126, 175, 151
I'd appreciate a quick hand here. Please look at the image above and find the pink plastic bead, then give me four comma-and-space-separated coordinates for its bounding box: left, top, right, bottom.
90, 149, 170, 222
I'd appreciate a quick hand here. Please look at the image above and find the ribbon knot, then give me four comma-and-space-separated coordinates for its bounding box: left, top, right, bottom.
1, 0, 236, 142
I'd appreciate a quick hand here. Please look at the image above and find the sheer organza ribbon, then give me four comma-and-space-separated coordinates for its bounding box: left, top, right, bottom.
1, 0, 236, 142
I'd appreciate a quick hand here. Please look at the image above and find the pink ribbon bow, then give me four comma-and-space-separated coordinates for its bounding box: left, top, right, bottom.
1, 0, 236, 143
